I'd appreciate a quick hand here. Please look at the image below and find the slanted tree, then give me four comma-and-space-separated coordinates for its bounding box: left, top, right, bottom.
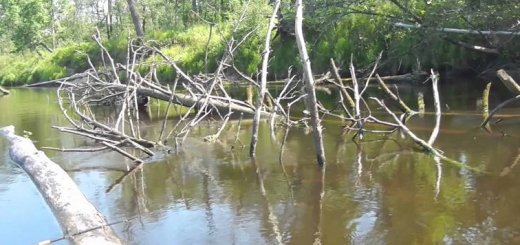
126, 0, 144, 37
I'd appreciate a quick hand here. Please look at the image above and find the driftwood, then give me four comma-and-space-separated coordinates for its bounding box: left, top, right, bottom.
0, 126, 121, 245
24, 72, 91, 87
0, 86, 9, 95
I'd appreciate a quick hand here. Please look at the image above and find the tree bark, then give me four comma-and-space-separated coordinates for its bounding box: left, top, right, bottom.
427, 71, 441, 145
0, 126, 121, 245
250, 0, 281, 158
106, 0, 113, 39
126, 0, 144, 37
294, 0, 326, 167
109, 84, 267, 117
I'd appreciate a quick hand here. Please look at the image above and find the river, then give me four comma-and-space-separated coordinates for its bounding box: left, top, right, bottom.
2, 80, 520, 244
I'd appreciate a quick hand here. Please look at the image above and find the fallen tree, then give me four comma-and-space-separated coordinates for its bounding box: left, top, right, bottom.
0, 86, 9, 95
0, 126, 121, 245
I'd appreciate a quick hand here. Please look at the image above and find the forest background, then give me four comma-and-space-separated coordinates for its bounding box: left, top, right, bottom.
0, 0, 519, 86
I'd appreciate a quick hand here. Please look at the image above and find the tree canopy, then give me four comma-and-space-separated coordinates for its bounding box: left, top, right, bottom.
0, 0, 519, 85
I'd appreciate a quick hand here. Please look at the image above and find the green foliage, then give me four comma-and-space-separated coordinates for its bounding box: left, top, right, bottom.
0, 0, 50, 50
270, 39, 300, 77
0, 36, 129, 85
2, 0, 520, 86
151, 25, 223, 79
0, 53, 66, 85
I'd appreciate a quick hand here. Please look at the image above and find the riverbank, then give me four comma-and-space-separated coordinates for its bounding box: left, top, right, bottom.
1, 16, 519, 87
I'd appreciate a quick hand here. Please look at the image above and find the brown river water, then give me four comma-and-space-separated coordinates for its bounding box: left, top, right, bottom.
1, 80, 520, 244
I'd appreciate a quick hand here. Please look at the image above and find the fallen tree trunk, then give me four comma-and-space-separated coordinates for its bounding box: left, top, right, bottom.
339, 72, 427, 84
0, 86, 9, 95
262, 72, 428, 86
0, 125, 121, 245
24, 72, 90, 87
394, 22, 520, 36
108, 84, 266, 117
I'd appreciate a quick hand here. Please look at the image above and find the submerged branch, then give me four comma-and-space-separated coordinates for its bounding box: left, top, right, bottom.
371, 98, 482, 172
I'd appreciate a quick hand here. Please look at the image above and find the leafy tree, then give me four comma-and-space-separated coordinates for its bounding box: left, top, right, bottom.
0, 0, 51, 51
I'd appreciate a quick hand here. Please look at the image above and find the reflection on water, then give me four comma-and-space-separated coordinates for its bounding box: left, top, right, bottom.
2, 82, 520, 244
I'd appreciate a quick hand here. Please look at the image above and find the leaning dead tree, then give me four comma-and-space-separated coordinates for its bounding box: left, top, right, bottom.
249, 0, 281, 158
0, 126, 121, 245
295, 0, 326, 166
0, 86, 9, 95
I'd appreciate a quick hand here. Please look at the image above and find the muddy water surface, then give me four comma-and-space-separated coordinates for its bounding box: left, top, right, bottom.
1, 82, 520, 244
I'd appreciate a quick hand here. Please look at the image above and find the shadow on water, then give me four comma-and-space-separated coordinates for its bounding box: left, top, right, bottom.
2, 76, 520, 244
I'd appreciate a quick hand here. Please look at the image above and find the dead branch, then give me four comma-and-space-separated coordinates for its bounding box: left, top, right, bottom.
427, 70, 441, 145
295, 0, 326, 166
250, 0, 281, 158
330, 58, 355, 110
371, 98, 480, 172
481, 70, 520, 126
481, 82, 492, 129
375, 74, 416, 114
497, 69, 520, 95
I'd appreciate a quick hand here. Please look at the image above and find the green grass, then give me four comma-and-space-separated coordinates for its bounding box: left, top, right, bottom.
1, 0, 515, 87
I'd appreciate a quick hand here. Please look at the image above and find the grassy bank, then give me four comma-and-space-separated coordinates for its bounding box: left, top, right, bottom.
1, 6, 518, 86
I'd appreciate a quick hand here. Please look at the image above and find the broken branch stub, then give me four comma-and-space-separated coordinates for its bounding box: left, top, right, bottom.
0, 126, 121, 245
497, 69, 520, 95
481, 70, 520, 127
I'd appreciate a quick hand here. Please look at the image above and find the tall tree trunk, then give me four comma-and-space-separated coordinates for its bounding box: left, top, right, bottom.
106, 0, 113, 39
249, 0, 281, 158
126, 0, 144, 37
192, 0, 198, 12
294, 0, 326, 167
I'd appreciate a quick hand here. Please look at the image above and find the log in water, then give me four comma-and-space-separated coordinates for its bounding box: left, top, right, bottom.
0, 125, 121, 245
